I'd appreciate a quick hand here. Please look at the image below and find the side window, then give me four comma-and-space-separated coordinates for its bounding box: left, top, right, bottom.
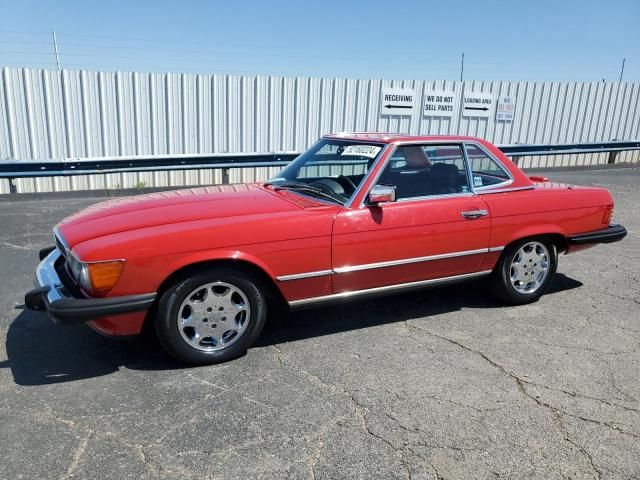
465, 144, 511, 188
378, 145, 470, 200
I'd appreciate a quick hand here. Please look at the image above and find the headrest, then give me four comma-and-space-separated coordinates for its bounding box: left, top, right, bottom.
402, 147, 431, 168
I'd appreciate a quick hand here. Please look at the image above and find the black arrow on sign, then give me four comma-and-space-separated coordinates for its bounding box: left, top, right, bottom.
384, 104, 412, 109
464, 106, 489, 111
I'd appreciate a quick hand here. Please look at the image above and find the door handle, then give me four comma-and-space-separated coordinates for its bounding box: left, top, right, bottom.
461, 209, 488, 219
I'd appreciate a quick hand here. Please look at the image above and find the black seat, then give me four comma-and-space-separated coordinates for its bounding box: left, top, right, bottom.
429, 163, 460, 194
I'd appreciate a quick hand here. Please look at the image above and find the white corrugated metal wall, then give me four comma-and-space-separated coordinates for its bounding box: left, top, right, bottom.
1, 67, 639, 193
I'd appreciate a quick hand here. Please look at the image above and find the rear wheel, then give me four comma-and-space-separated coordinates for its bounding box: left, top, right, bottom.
155, 268, 267, 365
491, 238, 557, 305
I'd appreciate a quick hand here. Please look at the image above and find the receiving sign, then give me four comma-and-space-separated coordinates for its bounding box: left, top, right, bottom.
462, 91, 494, 118
496, 96, 516, 121
380, 88, 415, 116
423, 90, 457, 117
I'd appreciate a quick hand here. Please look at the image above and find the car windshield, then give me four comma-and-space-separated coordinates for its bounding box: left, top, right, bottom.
265, 138, 385, 205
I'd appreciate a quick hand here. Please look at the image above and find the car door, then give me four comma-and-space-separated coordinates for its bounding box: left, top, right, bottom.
331, 143, 492, 293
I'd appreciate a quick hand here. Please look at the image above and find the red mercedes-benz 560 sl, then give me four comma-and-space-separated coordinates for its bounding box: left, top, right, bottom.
25, 133, 627, 364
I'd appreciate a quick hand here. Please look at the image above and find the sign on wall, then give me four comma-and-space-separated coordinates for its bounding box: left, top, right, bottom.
423, 90, 457, 117
496, 96, 516, 121
462, 91, 494, 118
380, 88, 415, 116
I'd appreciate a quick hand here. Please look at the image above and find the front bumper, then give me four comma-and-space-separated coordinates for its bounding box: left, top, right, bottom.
567, 224, 627, 245
24, 248, 156, 325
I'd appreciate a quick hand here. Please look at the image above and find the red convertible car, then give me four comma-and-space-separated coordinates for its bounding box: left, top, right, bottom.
25, 133, 626, 364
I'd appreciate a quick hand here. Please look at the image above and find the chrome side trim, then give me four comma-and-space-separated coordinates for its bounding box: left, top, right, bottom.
277, 247, 506, 280
288, 270, 493, 308
396, 192, 474, 203
333, 248, 489, 274
276, 270, 333, 282
477, 185, 535, 194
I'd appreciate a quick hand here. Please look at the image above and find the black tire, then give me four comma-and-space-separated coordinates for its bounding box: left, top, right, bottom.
155, 267, 267, 365
490, 237, 558, 305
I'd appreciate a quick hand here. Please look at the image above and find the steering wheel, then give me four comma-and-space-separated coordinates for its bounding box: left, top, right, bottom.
309, 178, 348, 201
336, 175, 357, 194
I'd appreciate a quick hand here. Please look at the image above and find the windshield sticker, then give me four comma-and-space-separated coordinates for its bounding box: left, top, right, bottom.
341, 145, 381, 159
473, 175, 483, 187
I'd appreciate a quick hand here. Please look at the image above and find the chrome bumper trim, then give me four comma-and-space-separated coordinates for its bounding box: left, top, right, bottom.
35, 248, 65, 305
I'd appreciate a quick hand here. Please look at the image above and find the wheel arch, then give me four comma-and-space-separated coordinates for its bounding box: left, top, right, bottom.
156, 256, 286, 307
487, 231, 566, 276
500, 226, 568, 254
140, 253, 287, 336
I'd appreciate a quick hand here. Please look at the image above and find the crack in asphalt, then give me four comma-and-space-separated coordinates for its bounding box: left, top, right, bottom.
45, 407, 206, 479
184, 372, 277, 410
61, 430, 93, 480
601, 355, 639, 404
270, 322, 639, 480
407, 326, 605, 480
522, 380, 640, 415
308, 424, 327, 480
271, 344, 414, 479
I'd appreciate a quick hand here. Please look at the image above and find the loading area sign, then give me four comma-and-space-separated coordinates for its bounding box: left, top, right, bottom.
381, 88, 415, 116
462, 91, 494, 117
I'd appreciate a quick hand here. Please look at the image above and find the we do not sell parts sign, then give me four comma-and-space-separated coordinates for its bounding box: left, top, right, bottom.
423, 90, 457, 117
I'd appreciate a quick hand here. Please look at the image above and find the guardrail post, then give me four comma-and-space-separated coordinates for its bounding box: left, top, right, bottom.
607, 151, 619, 164
8, 178, 17, 194
221, 168, 230, 184
512, 156, 522, 166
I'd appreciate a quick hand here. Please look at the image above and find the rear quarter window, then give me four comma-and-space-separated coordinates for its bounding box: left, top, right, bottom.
465, 144, 511, 188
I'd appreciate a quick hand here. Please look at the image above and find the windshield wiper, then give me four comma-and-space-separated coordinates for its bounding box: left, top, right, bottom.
264, 181, 344, 205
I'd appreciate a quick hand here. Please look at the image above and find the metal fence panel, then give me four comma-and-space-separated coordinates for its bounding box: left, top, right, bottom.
0, 66, 639, 193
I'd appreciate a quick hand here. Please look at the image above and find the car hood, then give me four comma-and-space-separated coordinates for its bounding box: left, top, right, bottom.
57, 184, 308, 247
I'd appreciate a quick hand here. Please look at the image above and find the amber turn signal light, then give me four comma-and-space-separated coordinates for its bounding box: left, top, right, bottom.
87, 260, 125, 294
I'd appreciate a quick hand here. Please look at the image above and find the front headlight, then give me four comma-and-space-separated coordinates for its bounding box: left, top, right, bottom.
69, 251, 124, 295
67, 253, 85, 284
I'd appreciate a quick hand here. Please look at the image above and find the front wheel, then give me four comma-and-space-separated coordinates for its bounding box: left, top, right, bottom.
490, 238, 557, 305
155, 268, 267, 365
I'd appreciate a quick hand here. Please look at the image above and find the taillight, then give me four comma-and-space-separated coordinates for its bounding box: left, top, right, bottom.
602, 205, 614, 225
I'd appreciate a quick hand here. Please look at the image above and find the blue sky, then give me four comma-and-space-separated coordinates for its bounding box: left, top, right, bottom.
1, 0, 638, 82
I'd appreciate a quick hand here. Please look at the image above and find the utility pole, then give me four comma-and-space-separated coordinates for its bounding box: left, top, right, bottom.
52, 29, 60, 71
460, 52, 464, 82
619, 58, 625, 83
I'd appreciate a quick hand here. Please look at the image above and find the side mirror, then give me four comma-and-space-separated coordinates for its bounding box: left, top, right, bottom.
367, 185, 396, 205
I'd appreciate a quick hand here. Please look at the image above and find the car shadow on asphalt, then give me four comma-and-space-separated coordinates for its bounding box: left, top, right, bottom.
2, 274, 582, 386
256, 273, 583, 347
2, 309, 183, 386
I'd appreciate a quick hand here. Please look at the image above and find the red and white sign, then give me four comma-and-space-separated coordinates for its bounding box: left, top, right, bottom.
496, 96, 516, 121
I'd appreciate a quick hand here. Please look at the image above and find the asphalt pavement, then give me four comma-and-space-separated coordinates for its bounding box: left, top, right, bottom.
0, 167, 638, 479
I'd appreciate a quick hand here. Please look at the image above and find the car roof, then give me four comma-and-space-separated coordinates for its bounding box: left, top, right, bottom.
323, 132, 484, 144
